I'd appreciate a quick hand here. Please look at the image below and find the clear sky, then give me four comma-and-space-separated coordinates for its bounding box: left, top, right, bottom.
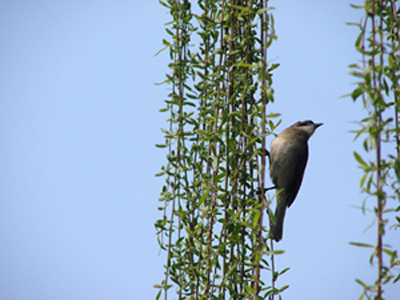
0, 1, 398, 299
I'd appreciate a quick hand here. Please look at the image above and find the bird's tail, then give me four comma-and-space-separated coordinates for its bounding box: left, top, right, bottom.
271, 194, 287, 242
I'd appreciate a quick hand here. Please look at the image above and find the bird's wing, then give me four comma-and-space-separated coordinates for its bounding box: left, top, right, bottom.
285, 144, 308, 207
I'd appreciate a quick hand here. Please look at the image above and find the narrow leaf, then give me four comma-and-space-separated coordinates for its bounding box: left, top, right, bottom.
349, 242, 374, 248
354, 151, 368, 167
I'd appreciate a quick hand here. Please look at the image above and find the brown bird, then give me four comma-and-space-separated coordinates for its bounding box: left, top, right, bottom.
268, 120, 322, 242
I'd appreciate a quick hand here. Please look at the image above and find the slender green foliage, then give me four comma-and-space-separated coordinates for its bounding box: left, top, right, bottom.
348, 1, 400, 299
155, 0, 283, 299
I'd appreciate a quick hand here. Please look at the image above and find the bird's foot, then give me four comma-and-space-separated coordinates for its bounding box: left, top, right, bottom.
256, 186, 276, 195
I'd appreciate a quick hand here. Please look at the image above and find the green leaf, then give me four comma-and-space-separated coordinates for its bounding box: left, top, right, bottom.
212, 156, 218, 171
194, 129, 211, 139
158, 0, 171, 9
155, 143, 168, 148
162, 38, 171, 47
268, 63, 280, 72
351, 88, 364, 101
346, 22, 361, 27
349, 242, 374, 248
154, 45, 168, 57
349, 4, 364, 9
382, 247, 395, 257
394, 159, 400, 181
256, 7, 273, 15
198, 188, 210, 207
244, 284, 254, 293
354, 151, 368, 168
279, 267, 290, 275
252, 210, 260, 228
155, 288, 162, 300
355, 278, 367, 288
360, 172, 368, 187
279, 285, 289, 292
265, 112, 281, 118
266, 249, 284, 255
155, 171, 165, 177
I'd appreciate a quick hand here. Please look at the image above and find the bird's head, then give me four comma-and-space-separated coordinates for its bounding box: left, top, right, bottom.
293, 120, 323, 138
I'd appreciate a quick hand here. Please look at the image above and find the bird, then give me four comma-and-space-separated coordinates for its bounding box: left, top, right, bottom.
267, 120, 323, 242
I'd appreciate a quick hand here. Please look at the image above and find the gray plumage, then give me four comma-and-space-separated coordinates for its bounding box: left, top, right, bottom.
268, 120, 322, 242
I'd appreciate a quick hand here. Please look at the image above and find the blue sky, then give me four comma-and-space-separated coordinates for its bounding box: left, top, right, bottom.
0, 1, 398, 299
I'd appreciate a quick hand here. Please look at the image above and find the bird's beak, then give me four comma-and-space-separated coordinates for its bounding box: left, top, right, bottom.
315, 123, 323, 128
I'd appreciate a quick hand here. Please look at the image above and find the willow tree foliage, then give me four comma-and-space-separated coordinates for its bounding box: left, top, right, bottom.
155, 0, 284, 299
348, 1, 400, 299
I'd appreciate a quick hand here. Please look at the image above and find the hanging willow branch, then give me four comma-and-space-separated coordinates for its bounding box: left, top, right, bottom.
155, 0, 284, 299
348, 1, 400, 299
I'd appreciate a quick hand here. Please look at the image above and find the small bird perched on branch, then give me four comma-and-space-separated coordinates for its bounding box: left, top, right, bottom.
267, 120, 323, 242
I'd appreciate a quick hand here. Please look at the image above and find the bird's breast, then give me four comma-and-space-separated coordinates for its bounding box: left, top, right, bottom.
269, 135, 308, 188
